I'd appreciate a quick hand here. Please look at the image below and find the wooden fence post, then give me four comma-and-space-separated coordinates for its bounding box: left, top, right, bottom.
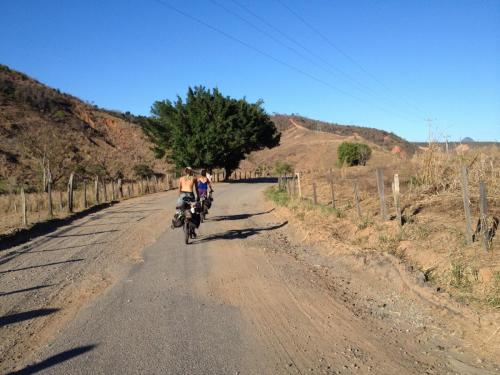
353, 180, 362, 218
329, 169, 335, 209
111, 180, 116, 201
312, 182, 318, 204
21, 187, 27, 227
103, 180, 108, 202
95, 176, 100, 204
59, 190, 63, 210
479, 181, 489, 251
47, 173, 53, 219
392, 174, 402, 226
83, 179, 88, 208
118, 178, 123, 199
460, 166, 473, 244
67, 172, 74, 213
296, 172, 302, 198
376, 169, 387, 221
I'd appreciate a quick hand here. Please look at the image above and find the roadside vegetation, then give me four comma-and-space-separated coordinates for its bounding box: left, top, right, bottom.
265, 143, 500, 311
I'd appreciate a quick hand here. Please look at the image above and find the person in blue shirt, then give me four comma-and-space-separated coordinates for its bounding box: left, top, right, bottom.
197, 169, 213, 199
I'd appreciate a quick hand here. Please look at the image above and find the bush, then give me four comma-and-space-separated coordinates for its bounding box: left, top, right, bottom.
337, 142, 372, 166
274, 161, 294, 175
133, 164, 154, 179
265, 186, 290, 206
52, 110, 66, 120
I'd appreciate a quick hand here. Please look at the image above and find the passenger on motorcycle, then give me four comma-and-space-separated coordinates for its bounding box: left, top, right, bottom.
197, 169, 214, 199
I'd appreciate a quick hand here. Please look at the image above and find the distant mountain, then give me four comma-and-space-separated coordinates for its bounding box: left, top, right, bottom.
461, 137, 474, 143
0, 64, 168, 192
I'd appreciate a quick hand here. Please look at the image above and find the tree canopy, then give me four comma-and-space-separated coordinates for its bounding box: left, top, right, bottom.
337, 142, 372, 166
143, 86, 280, 176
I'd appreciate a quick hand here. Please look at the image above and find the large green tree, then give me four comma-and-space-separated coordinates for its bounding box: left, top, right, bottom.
143, 86, 280, 177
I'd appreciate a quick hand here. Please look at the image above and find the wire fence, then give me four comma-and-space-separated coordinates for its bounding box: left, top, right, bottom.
277, 165, 499, 252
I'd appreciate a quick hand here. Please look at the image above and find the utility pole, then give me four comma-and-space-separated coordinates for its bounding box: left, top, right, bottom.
444, 134, 450, 153
425, 118, 432, 148
425, 118, 434, 147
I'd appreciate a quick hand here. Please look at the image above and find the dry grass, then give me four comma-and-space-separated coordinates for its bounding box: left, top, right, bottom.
0, 178, 175, 235
266, 143, 500, 310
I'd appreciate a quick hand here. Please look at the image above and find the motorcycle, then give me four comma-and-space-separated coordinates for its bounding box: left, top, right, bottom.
199, 190, 213, 222
171, 196, 201, 244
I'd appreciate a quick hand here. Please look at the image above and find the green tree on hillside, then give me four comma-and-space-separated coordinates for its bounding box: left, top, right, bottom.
143, 86, 280, 177
337, 142, 372, 166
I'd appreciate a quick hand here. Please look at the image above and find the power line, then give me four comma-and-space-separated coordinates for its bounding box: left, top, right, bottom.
209, 0, 345, 82
153, 0, 419, 122
228, 0, 425, 121
275, 0, 428, 118
226, 0, 382, 99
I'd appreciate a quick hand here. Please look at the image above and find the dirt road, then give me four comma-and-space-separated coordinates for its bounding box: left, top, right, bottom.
1, 182, 498, 374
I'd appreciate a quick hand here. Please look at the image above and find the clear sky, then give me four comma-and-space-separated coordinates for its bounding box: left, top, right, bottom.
1, 0, 499, 141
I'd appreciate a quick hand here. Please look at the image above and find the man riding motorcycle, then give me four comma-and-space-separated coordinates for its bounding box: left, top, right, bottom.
176, 167, 200, 237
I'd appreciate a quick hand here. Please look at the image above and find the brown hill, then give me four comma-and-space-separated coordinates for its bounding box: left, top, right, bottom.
240, 115, 410, 173
273, 115, 415, 154
0, 65, 168, 192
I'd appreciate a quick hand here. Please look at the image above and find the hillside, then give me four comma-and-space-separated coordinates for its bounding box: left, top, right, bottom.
0, 65, 168, 192
241, 115, 409, 173
273, 115, 415, 154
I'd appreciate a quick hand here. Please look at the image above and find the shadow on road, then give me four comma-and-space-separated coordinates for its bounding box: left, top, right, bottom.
0, 284, 56, 297
0, 308, 60, 327
47, 230, 119, 238
209, 208, 275, 222
229, 177, 278, 184
0, 258, 84, 274
0, 243, 106, 268
0, 202, 115, 252
7, 345, 97, 374
104, 209, 163, 214
27, 242, 109, 253
194, 221, 288, 243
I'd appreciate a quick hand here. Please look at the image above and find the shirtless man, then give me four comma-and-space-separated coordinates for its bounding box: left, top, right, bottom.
176, 167, 199, 208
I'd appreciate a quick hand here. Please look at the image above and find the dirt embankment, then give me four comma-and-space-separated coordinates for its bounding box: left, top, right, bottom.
264, 187, 500, 365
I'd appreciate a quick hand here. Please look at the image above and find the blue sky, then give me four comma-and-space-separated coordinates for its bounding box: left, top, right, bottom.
1, 0, 499, 141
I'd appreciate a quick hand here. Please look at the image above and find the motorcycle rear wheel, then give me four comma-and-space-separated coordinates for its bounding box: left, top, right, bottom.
183, 220, 190, 244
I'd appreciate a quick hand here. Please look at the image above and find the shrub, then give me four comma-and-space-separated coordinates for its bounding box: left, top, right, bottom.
52, 110, 66, 120
133, 164, 154, 179
265, 186, 290, 206
337, 142, 372, 166
274, 161, 294, 175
